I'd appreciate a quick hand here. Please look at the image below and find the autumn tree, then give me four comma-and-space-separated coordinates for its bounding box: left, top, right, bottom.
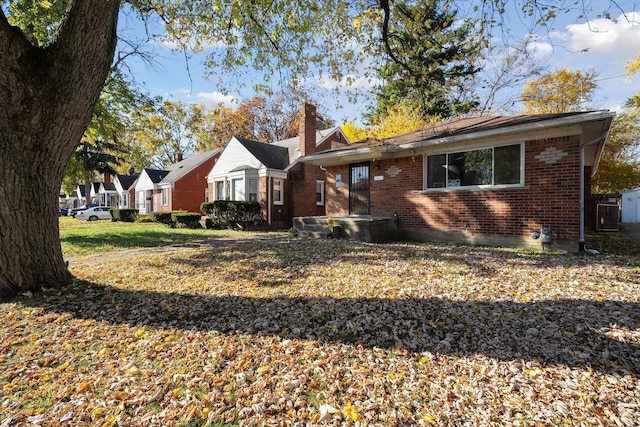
520, 68, 599, 114
231, 89, 332, 143
591, 111, 640, 194
341, 122, 368, 143
626, 54, 640, 109
591, 54, 640, 194
129, 99, 209, 168
193, 104, 237, 152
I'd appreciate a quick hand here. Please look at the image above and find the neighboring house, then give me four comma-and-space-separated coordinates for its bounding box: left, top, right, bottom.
301, 111, 615, 251
74, 183, 100, 207
135, 149, 222, 214
206, 103, 349, 228
97, 181, 118, 206
87, 182, 101, 206
621, 187, 640, 223
135, 168, 170, 214
114, 172, 140, 209
74, 185, 86, 206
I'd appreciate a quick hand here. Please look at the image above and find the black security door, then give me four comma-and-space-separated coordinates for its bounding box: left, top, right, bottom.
349, 162, 370, 215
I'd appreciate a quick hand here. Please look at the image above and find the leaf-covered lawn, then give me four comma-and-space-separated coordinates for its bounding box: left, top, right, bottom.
2, 232, 640, 426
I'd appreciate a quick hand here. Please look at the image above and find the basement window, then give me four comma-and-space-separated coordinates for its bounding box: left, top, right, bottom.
424, 143, 523, 190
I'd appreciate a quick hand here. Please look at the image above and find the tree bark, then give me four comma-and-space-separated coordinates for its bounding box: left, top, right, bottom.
0, 1, 120, 301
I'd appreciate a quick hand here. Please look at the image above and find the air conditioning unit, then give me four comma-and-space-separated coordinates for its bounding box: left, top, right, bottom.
596, 204, 619, 231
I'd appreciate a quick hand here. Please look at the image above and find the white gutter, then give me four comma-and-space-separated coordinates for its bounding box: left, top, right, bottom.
267, 174, 272, 226
579, 143, 585, 252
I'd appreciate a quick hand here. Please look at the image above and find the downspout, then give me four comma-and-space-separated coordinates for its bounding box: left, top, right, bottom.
268, 174, 272, 226
579, 143, 585, 252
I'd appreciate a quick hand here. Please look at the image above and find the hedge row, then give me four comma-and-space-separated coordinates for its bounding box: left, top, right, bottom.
201, 200, 261, 230
110, 208, 138, 222
148, 210, 202, 229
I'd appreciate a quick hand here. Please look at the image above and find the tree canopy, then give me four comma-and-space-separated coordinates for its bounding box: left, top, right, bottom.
520, 68, 599, 114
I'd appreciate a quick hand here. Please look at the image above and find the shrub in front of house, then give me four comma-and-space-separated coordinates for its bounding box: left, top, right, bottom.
110, 208, 139, 222
148, 211, 175, 226
201, 201, 262, 230
148, 210, 187, 227
171, 212, 202, 229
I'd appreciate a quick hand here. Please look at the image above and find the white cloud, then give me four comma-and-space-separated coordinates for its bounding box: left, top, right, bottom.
566, 11, 640, 59
194, 91, 238, 106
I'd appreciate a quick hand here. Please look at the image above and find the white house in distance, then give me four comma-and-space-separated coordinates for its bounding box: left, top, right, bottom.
621, 187, 640, 223
206, 103, 349, 228
113, 172, 140, 209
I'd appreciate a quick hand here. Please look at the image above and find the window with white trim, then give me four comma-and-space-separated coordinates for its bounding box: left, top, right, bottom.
248, 178, 259, 201
273, 178, 283, 205
215, 181, 225, 200
316, 180, 325, 206
161, 188, 168, 206
424, 143, 522, 189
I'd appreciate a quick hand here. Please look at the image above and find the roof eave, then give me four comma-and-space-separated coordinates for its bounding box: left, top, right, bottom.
302, 111, 615, 167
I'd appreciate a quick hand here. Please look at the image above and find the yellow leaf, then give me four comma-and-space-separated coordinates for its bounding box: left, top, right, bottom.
342, 402, 358, 422
96, 347, 108, 357
76, 381, 91, 393
257, 366, 270, 374
525, 368, 541, 378
56, 361, 70, 371
135, 328, 146, 338
92, 407, 106, 418
39, 1, 52, 8
422, 414, 437, 424
125, 366, 140, 375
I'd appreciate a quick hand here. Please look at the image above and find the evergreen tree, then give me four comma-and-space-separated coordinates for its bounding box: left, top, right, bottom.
370, 0, 481, 121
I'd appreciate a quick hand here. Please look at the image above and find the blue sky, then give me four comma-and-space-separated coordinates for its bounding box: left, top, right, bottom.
122, 4, 640, 125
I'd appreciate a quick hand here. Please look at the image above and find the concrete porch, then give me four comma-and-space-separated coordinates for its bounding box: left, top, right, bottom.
293, 215, 398, 243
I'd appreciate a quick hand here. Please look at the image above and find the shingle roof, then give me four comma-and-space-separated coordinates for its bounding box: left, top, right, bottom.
382, 113, 589, 145
101, 182, 117, 192
235, 137, 290, 170
319, 112, 605, 154
160, 149, 222, 184
144, 168, 170, 183
116, 173, 139, 190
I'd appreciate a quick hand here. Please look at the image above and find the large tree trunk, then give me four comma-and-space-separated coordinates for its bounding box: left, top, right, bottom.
0, 1, 120, 301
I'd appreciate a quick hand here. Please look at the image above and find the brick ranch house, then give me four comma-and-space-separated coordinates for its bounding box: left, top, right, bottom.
299, 111, 615, 251
207, 103, 349, 228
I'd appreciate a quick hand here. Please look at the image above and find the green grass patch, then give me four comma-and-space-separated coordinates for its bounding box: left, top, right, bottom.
585, 229, 640, 255
59, 217, 229, 257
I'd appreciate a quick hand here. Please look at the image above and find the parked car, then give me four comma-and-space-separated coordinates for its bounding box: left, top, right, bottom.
59, 208, 68, 216
75, 206, 113, 221
68, 204, 97, 217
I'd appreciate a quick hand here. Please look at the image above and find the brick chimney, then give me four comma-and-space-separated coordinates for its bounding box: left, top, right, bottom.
176, 152, 184, 163
102, 173, 111, 183
299, 103, 317, 157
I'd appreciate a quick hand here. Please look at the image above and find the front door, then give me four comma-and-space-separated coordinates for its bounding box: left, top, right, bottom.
349, 162, 370, 215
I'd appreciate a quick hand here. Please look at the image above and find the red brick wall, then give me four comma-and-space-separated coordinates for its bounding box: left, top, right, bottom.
170, 156, 218, 213
325, 134, 587, 249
